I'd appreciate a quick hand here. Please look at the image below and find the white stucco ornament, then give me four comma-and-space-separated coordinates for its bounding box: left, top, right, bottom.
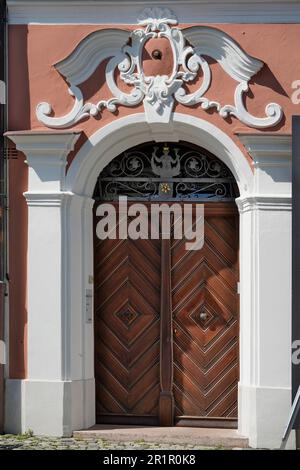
36, 7, 283, 129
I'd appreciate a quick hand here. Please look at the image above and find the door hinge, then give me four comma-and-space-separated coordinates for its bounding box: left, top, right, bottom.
0, 340, 6, 365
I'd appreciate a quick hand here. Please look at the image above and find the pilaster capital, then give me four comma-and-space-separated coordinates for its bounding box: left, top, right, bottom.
236, 194, 292, 213
236, 133, 291, 168
5, 130, 81, 191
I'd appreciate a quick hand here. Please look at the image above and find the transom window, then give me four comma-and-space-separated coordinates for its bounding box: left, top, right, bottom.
94, 142, 238, 202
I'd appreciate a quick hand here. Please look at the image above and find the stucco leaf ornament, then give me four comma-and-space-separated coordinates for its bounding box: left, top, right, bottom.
137, 7, 178, 31
36, 7, 283, 129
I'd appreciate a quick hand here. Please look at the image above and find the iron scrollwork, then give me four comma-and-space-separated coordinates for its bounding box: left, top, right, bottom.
95, 143, 237, 202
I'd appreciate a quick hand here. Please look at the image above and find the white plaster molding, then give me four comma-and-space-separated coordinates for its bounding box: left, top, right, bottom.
7, 1, 300, 25
236, 194, 292, 213
5, 131, 81, 191
55, 29, 129, 86
23, 191, 74, 206
183, 27, 262, 83
65, 113, 253, 198
5, 131, 80, 163
237, 134, 292, 167
36, 8, 283, 129
237, 133, 292, 197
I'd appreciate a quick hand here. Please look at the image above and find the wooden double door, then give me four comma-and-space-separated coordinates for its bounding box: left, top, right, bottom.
94, 202, 239, 427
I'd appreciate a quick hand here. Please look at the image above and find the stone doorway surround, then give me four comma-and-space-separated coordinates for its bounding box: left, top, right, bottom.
4, 114, 292, 448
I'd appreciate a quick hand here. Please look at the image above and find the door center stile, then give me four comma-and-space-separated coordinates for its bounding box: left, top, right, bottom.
159, 235, 174, 426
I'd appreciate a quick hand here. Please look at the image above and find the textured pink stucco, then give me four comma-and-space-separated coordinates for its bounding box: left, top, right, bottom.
7, 23, 300, 377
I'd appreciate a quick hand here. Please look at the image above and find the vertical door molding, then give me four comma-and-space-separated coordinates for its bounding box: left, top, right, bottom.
159, 237, 174, 426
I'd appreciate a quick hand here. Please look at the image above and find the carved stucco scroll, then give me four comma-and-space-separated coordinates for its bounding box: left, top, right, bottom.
36, 7, 283, 129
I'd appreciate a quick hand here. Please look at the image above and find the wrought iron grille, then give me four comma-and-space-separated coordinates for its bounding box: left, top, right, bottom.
94, 142, 238, 202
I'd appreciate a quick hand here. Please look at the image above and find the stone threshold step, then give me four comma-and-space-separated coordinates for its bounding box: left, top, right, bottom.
73, 425, 249, 448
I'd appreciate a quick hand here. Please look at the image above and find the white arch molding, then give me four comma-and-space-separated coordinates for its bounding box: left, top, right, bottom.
65, 113, 253, 196
5, 113, 293, 449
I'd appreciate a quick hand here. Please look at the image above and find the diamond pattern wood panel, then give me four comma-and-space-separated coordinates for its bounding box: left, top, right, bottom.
172, 206, 239, 420
94, 201, 239, 425
94, 207, 161, 423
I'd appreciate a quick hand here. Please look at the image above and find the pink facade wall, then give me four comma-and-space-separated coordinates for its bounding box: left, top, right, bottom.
7, 23, 300, 378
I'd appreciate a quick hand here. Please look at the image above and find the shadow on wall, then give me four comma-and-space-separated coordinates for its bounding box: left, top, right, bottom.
246, 64, 288, 132
7, 25, 30, 380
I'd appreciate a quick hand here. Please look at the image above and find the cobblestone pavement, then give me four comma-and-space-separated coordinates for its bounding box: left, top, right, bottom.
0, 434, 224, 450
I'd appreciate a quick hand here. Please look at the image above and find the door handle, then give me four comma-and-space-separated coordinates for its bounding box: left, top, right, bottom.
199, 311, 208, 321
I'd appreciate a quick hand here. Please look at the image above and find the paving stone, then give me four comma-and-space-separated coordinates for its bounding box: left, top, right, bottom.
0, 434, 242, 450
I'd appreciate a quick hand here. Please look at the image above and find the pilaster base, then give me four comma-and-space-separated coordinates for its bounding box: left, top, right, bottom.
5, 378, 95, 436
238, 383, 295, 449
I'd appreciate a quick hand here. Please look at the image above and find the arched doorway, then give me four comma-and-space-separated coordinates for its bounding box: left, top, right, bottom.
8, 115, 292, 447
93, 141, 239, 428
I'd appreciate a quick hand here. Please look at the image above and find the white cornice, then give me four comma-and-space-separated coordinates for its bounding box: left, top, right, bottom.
7, 1, 300, 24
237, 133, 292, 167
236, 194, 292, 213
4, 131, 82, 191
5, 131, 81, 163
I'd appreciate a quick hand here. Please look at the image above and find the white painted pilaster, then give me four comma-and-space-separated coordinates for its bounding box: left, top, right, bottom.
237, 134, 293, 448
5, 131, 95, 436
